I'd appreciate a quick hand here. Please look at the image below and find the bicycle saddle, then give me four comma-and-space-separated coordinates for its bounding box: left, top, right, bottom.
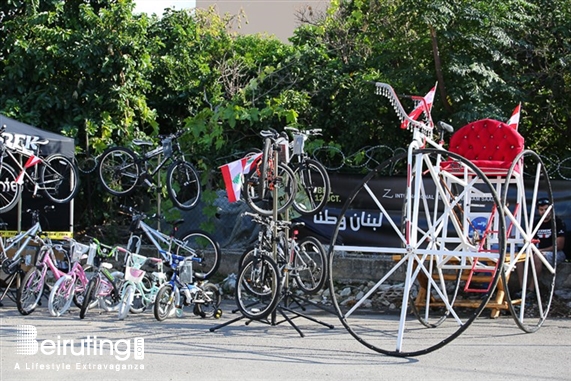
132, 139, 154, 147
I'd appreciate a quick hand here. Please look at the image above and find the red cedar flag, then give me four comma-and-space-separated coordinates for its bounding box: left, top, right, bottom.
401, 84, 437, 129
507, 103, 521, 130
219, 153, 262, 202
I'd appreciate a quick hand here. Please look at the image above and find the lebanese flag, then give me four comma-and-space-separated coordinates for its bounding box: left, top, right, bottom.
401, 83, 437, 129
219, 152, 262, 202
507, 103, 521, 130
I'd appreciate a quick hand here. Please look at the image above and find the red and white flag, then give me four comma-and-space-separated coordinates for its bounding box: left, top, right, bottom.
507, 103, 521, 130
219, 152, 262, 202
401, 83, 437, 129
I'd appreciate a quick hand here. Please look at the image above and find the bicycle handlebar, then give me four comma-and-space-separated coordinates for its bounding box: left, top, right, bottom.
284, 126, 322, 137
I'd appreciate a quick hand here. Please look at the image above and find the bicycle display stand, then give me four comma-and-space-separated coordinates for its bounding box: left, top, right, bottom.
211, 140, 334, 337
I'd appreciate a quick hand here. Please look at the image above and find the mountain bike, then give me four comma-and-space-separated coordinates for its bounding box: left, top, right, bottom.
0, 125, 79, 214
123, 206, 220, 281
284, 126, 331, 216
239, 212, 327, 294
97, 130, 201, 211
243, 129, 297, 216
154, 252, 222, 321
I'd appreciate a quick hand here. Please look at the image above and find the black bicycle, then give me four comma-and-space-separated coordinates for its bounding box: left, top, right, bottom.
97, 130, 201, 210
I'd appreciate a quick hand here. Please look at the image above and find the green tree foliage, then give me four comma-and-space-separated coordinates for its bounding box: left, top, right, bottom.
1, 0, 570, 231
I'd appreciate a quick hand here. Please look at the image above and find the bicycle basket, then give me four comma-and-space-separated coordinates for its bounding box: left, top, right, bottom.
70, 242, 90, 263
124, 266, 145, 283
179, 259, 194, 284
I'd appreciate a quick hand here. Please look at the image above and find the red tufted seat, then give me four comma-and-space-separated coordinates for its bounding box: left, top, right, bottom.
446, 118, 524, 175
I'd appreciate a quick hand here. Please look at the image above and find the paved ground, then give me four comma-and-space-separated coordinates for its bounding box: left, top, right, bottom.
1, 297, 570, 381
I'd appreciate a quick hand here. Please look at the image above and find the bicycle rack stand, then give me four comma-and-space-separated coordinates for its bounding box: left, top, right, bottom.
210, 148, 334, 337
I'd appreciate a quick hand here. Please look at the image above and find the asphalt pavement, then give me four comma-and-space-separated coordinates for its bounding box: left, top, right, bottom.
1, 297, 570, 381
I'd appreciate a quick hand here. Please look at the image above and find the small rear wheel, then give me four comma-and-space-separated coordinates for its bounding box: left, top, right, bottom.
196, 283, 222, 318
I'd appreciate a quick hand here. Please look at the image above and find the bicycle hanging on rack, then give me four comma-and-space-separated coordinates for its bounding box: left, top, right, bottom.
97, 130, 201, 211
327, 82, 507, 357
0, 125, 79, 213
243, 129, 297, 216
283, 126, 331, 216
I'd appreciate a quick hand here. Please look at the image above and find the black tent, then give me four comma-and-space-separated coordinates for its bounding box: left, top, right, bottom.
0, 114, 74, 158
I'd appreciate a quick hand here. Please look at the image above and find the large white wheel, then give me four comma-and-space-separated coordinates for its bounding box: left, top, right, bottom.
501, 150, 556, 332
328, 149, 506, 356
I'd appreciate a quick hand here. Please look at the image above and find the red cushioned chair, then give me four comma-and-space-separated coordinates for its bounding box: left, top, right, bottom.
447, 118, 525, 175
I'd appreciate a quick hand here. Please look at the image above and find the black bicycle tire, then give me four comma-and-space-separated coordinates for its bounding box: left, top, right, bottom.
176, 230, 221, 281
79, 276, 99, 319
166, 160, 201, 211
154, 284, 175, 321
196, 282, 222, 318
292, 158, 331, 216
294, 236, 327, 294
235, 255, 281, 320
502, 150, 556, 333
327, 148, 506, 357
243, 162, 297, 216
16, 267, 44, 316
40, 154, 80, 203
97, 147, 140, 196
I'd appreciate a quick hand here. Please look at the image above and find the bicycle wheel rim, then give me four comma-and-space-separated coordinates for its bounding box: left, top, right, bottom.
167, 161, 201, 211
235, 255, 281, 320
48, 275, 75, 317
154, 284, 175, 321
97, 147, 140, 196
41, 155, 79, 203
292, 158, 331, 216
177, 230, 221, 280
17, 268, 44, 315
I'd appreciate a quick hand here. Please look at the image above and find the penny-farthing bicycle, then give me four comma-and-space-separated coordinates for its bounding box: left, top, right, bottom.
328, 82, 508, 356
